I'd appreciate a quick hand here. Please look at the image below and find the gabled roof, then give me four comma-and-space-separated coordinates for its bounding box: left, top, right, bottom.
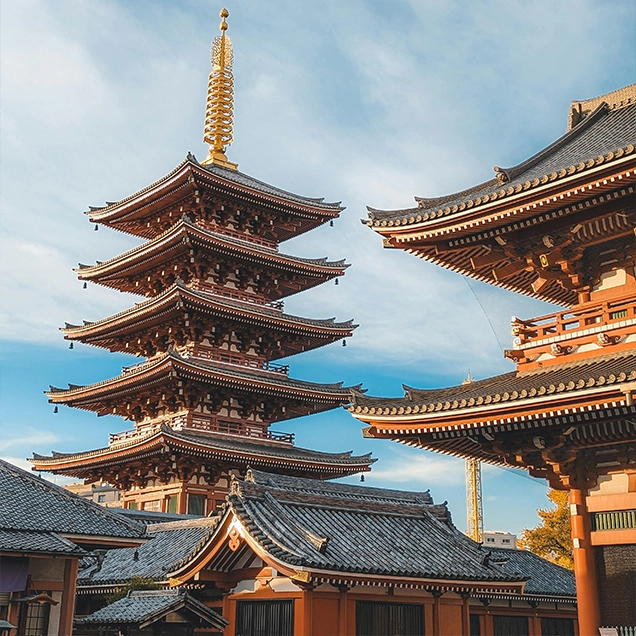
0, 459, 145, 553
78, 518, 220, 587
74, 588, 227, 630
32, 424, 375, 479
225, 470, 522, 587
367, 87, 636, 226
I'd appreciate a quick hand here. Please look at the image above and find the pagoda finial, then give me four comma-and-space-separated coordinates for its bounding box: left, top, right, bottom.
201, 8, 238, 170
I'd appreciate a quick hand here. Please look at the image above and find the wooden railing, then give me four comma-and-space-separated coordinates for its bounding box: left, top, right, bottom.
196, 219, 277, 249
196, 281, 284, 310
109, 417, 294, 446
191, 348, 289, 375
511, 294, 636, 348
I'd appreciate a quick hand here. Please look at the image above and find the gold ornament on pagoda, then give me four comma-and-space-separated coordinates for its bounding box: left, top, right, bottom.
202, 8, 238, 170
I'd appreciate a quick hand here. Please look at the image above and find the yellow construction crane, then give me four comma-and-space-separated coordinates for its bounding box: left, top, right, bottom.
466, 458, 484, 543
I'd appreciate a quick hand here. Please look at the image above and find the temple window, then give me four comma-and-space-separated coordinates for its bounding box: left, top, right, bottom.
235, 600, 294, 636
356, 601, 424, 635
187, 494, 206, 516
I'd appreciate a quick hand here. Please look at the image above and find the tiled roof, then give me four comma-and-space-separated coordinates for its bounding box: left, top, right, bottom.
34, 425, 375, 472
47, 349, 355, 401
0, 459, 145, 543
201, 161, 343, 211
78, 518, 219, 586
228, 470, 520, 584
63, 280, 356, 336
349, 350, 636, 417
0, 529, 85, 556
75, 588, 227, 629
77, 216, 348, 279
110, 509, 199, 525
88, 157, 342, 224
367, 88, 636, 226
490, 548, 575, 597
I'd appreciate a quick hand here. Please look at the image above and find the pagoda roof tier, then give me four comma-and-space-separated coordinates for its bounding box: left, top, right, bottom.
46, 349, 355, 420
87, 157, 343, 241
365, 85, 636, 305
350, 349, 635, 426
76, 217, 348, 299
62, 280, 356, 357
30, 423, 374, 482
349, 349, 636, 480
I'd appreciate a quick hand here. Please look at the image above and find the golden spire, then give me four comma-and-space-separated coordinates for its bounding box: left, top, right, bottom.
201, 8, 238, 170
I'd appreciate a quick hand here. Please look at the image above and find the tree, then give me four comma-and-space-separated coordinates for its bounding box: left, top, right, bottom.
106, 575, 161, 604
519, 489, 573, 569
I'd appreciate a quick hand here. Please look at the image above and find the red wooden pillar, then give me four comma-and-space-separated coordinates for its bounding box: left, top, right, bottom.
301, 586, 314, 636
338, 585, 348, 636
569, 488, 601, 636
58, 558, 78, 636
461, 593, 471, 636
431, 590, 442, 636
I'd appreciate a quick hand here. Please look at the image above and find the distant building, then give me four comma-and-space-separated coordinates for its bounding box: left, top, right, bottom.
63, 483, 122, 508
483, 531, 518, 549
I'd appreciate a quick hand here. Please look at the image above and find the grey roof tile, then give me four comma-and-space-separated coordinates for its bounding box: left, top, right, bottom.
229, 471, 519, 583
0, 529, 85, 556
350, 350, 636, 415
78, 518, 220, 586
0, 459, 145, 541
490, 548, 575, 596
367, 96, 636, 225
75, 589, 227, 629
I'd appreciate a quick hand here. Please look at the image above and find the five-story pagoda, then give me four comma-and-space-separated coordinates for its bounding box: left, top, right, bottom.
32, 10, 373, 515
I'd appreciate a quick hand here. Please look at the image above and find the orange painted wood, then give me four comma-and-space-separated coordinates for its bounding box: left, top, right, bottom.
58, 558, 78, 636
569, 488, 601, 636
586, 491, 636, 512
590, 528, 636, 545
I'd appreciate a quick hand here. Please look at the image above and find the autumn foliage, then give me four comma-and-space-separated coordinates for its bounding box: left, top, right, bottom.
518, 489, 573, 569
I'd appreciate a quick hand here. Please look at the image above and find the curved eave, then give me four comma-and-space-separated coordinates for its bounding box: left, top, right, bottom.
61, 283, 356, 345
369, 154, 635, 239
76, 218, 349, 285
46, 352, 353, 406
88, 160, 343, 233
29, 432, 374, 477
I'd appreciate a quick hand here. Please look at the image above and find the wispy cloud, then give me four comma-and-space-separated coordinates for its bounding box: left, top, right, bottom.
0, 429, 61, 452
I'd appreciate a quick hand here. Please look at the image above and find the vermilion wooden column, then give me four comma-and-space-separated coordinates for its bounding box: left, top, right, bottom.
569, 488, 601, 636
461, 593, 470, 636
301, 586, 314, 636
431, 590, 442, 636
58, 558, 78, 636
338, 585, 348, 635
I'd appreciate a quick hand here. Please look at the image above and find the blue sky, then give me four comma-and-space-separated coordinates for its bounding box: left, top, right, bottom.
1, 0, 634, 535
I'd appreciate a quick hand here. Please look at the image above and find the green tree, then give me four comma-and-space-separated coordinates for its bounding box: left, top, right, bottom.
106, 575, 161, 604
519, 489, 573, 569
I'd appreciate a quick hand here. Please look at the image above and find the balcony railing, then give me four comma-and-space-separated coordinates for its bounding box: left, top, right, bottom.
109, 417, 294, 446
511, 294, 636, 349
190, 348, 289, 375
196, 219, 278, 249
196, 281, 284, 310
